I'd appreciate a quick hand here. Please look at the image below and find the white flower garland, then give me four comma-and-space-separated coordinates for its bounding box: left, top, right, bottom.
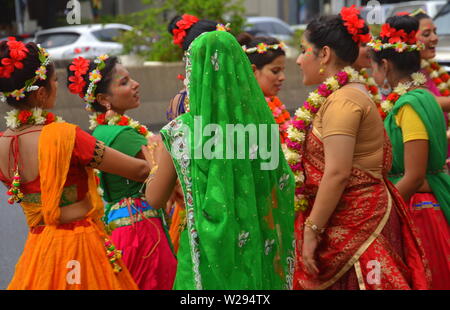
5, 108, 64, 130
88, 112, 154, 139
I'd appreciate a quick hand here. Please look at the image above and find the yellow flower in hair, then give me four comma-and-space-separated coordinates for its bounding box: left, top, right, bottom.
98, 54, 109, 61
256, 43, 268, 54
89, 69, 102, 82
395, 42, 406, 52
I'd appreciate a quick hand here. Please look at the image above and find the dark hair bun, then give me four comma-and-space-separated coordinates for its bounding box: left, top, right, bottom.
0, 41, 55, 107
66, 56, 119, 113
168, 15, 218, 51
237, 32, 254, 46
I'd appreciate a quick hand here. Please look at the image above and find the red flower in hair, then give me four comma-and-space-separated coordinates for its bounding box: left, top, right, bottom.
407, 30, 417, 44
381, 23, 416, 44
172, 14, 200, 47
0, 64, 15, 78
18, 110, 32, 124
176, 14, 199, 30
2, 57, 24, 70
68, 74, 86, 95
340, 5, 367, 44
396, 12, 410, 16
69, 57, 90, 76
6, 37, 29, 60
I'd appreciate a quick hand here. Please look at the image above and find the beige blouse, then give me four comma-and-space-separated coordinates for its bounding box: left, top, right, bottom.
312, 85, 385, 178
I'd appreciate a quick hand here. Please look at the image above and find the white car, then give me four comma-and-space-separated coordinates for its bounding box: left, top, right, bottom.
35, 24, 132, 61
245, 16, 294, 43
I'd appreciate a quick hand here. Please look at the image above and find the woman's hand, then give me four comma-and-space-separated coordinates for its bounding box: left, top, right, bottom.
302, 228, 320, 276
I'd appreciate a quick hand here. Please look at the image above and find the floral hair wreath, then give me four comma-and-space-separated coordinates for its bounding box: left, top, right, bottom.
216, 23, 231, 32
0, 38, 51, 103
368, 23, 424, 53
340, 5, 372, 44
242, 42, 286, 54
173, 14, 200, 48
68, 54, 109, 111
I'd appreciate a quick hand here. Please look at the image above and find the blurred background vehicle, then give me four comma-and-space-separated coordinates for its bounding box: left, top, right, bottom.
434, 0, 450, 71
34, 23, 132, 61
389, 0, 446, 18
245, 16, 294, 42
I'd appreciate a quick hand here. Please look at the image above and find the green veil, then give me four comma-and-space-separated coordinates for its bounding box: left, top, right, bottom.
160, 31, 295, 290
385, 89, 450, 224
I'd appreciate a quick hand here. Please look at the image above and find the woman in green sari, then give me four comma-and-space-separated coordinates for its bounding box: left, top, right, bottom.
370, 15, 450, 289
144, 30, 295, 289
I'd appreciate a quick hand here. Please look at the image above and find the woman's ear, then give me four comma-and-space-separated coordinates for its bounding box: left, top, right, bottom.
251, 64, 257, 74
96, 93, 112, 110
320, 46, 332, 65
35, 86, 48, 107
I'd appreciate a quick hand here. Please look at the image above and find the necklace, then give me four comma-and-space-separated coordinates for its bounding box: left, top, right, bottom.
359, 68, 385, 119
89, 112, 153, 139
266, 96, 291, 144
285, 66, 367, 212
5, 108, 63, 130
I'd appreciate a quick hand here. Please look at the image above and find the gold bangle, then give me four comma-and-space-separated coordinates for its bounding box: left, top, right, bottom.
305, 217, 325, 234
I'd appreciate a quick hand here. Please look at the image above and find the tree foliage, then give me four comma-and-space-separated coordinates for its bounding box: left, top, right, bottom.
110, 0, 246, 62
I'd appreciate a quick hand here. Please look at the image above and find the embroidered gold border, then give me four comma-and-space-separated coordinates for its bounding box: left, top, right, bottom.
107, 209, 159, 231
89, 140, 106, 168
354, 260, 367, 290
315, 187, 392, 290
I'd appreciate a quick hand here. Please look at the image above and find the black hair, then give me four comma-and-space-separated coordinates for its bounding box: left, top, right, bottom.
411, 11, 431, 22
370, 15, 421, 76
66, 56, 119, 113
237, 32, 286, 69
0, 41, 55, 107
305, 14, 369, 65
168, 15, 218, 51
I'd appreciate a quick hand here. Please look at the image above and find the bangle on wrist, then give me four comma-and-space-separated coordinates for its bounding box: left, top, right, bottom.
305, 217, 325, 234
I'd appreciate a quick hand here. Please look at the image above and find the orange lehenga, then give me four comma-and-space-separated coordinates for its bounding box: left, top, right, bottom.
7, 123, 138, 290
293, 130, 431, 290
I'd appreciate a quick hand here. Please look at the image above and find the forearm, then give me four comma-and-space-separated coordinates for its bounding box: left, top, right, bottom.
308, 172, 350, 229
395, 175, 424, 203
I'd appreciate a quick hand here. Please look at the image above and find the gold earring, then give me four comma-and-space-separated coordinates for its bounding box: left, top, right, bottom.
319, 66, 325, 75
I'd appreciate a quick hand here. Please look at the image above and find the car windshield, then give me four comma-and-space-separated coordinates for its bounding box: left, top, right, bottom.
36, 32, 80, 48
435, 2, 450, 35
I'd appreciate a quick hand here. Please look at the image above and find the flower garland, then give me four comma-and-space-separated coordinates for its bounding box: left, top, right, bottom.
285, 66, 366, 212
360, 68, 385, 119
68, 54, 109, 112
216, 23, 231, 32
5, 108, 64, 130
89, 112, 153, 139
0, 42, 51, 102
368, 23, 424, 53
266, 96, 291, 144
242, 42, 286, 54
380, 72, 427, 116
421, 59, 450, 96
421, 59, 450, 126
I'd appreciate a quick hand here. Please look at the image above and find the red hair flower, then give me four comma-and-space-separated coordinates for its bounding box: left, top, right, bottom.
68, 74, 86, 96
380, 23, 416, 44
6, 37, 29, 60
172, 14, 200, 48
340, 5, 369, 44
69, 57, 90, 76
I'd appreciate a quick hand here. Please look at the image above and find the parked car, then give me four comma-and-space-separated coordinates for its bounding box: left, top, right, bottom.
434, 1, 450, 71
388, 1, 446, 18
34, 23, 132, 61
245, 16, 294, 42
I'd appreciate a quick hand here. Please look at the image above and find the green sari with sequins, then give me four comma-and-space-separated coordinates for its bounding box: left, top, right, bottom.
160, 31, 295, 290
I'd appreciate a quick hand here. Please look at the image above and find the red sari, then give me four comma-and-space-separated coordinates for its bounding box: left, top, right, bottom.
293, 131, 431, 290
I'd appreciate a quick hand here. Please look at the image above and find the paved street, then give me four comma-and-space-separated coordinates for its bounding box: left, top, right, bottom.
0, 183, 28, 290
